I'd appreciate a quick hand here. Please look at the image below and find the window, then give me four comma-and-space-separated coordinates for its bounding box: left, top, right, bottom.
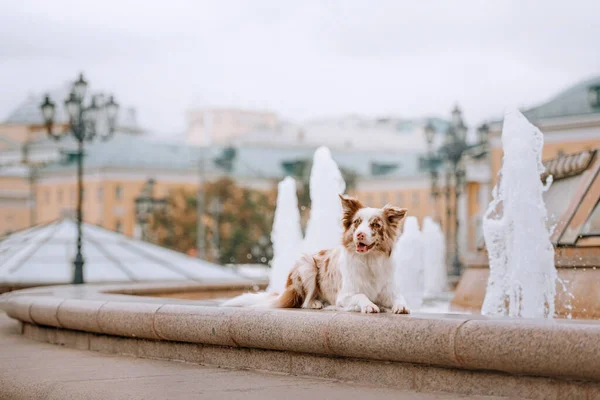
115, 220, 123, 233
582, 200, 600, 236
395, 192, 405, 205
57, 189, 63, 204
115, 185, 123, 201
412, 192, 420, 206
97, 187, 103, 201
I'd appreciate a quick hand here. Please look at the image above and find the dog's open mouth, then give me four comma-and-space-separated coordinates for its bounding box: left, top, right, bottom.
356, 242, 375, 253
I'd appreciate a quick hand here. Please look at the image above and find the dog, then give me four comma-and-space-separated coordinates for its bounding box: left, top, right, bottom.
223, 194, 410, 314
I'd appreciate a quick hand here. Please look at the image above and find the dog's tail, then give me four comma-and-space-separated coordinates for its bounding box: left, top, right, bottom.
222, 280, 303, 309
221, 292, 278, 307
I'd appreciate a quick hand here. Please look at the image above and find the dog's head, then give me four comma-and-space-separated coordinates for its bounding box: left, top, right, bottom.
339, 194, 407, 256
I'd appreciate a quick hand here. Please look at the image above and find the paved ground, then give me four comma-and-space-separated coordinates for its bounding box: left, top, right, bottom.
0, 312, 501, 400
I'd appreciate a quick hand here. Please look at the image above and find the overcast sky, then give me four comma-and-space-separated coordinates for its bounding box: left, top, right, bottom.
1, 1, 599, 137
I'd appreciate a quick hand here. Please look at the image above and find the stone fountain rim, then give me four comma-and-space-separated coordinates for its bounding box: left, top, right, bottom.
2, 280, 600, 382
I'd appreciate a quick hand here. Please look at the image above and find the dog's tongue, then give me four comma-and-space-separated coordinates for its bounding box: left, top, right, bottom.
357, 243, 368, 253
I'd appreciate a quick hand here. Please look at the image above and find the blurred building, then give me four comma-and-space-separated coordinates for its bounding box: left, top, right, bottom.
463, 75, 600, 256
232, 115, 451, 152
487, 75, 600, 184
0, 107, 437, 238
0, 86, 144, 236
187, 108, 280, 146
11, 138, 434, 237
3, 75, 598, 269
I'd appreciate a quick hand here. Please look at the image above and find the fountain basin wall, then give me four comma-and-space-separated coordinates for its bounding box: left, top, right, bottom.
2, 282, 600, 398
453, 248, 600, 319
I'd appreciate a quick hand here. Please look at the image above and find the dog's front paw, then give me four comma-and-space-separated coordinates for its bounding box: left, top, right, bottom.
392, 303, 410, 314
308, 299, 323, 309
361, 302, 380, 313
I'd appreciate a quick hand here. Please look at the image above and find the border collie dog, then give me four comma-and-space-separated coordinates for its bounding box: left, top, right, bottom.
223, 195, 410, 314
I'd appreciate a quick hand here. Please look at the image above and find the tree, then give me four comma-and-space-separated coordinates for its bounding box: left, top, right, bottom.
150, 178, 276, 265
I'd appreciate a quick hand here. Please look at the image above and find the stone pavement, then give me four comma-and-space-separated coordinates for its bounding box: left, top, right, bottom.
0, 313, 502, 400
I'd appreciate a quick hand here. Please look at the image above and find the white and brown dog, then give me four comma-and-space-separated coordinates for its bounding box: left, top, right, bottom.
223, 195, 410, 314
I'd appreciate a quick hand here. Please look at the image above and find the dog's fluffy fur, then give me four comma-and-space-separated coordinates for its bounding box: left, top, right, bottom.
223, 195, 410, 314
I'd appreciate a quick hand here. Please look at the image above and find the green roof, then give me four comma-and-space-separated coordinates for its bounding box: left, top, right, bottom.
523, 75, 600, 121
34, 134, 423, 180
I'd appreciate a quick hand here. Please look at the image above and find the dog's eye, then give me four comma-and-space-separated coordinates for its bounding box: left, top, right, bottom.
371, 222, 381, 229
353, 219, 361, 226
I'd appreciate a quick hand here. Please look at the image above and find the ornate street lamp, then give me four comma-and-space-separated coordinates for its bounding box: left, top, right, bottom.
134, 178, 167, 242
40, 73, 119, 284
422, 105, 489, 277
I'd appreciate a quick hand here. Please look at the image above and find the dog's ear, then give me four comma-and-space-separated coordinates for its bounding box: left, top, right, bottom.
339, 194, 363, 229
382, 206, 407, 229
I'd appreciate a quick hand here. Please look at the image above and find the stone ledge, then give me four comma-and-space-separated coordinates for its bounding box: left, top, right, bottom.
2, 282, 600, 383
20, 322, 600, 400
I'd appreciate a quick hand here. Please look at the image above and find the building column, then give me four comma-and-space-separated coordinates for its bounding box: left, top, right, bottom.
457, 188, 468, 260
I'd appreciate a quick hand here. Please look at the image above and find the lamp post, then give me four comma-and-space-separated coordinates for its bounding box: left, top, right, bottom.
197, 146, 237, 260
421, 105, 488, 277
134, 178, 167, 242
40, 73, 119, 284
209, 197, 223, 261
420, 121, 443, 219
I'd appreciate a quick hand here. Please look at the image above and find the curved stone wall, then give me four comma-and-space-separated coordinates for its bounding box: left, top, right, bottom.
452, 265, 600, 319
2, 281, 600, 398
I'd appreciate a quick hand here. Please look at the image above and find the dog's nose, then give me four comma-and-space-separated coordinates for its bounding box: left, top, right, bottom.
356, 232, 365, 241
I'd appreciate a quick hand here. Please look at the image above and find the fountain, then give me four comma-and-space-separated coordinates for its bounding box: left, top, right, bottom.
267, 177, 303, 293
422, 217, 447, 297
4, 134, 600, 398
394, 216, 425, 310
480, 109, 557, 318
302, 146, 346, 254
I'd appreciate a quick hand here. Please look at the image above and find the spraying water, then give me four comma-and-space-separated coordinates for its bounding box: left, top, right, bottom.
267, 177, 304, 293
481, 109, 557, 318
394, 216, 425, 310
422, 217, 448, 297
302, 146, 346, 254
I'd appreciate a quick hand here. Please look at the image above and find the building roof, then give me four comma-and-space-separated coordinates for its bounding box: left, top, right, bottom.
487, 75, 600, 129
234, 116, 451, 152
0, 219, 247, 285
0, 165, 29, 178
541, 149, 596, 181
5, 85, 72, 125
523, 75, 600, 122
32, 133, 423, 180
34, 134, 200, 172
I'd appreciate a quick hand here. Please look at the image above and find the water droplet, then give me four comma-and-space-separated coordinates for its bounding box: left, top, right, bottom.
246, 254, 252, 260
